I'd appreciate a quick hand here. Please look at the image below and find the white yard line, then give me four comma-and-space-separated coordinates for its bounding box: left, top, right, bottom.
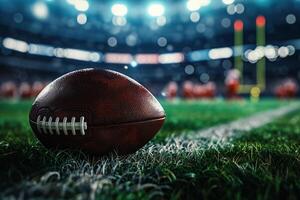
191, 103, 300, 142
151, 103, 300, 153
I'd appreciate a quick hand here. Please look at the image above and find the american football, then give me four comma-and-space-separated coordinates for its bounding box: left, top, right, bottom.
29, 69, 165, 155
1, 0, 300, 199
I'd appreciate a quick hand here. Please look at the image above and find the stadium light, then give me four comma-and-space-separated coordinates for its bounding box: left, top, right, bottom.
200, 0, 211, 7
32, 2, 49, 20
208, 47, 233, 59
158, 53, 184, 64
3, 37, 29, 53
222, 0, 235, 5
147, 3, 165, 17
66, 0, 76, 5
74, 0, 89, 12
263, 45, 276, 60
187, 0, 210, 12
111, 3, 128, 17
187, 0, 201, 11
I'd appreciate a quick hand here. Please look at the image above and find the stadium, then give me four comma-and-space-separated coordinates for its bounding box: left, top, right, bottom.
0, 0, 300, 199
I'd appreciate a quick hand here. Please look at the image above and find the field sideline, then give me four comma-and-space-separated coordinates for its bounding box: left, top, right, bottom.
1, 99, 300, 199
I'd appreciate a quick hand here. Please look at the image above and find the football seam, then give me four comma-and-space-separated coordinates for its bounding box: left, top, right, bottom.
29, 116, 165, 135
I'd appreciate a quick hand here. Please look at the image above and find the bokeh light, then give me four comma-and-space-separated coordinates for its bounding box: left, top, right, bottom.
148, 4, 165, 17
111, 4, 128, 17
32, 2, 48, 20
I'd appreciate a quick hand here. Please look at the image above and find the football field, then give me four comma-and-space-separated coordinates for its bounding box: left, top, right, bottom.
1, 99, 300, 199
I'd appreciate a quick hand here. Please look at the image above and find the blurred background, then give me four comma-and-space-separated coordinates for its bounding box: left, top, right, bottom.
0, 0, 299, 100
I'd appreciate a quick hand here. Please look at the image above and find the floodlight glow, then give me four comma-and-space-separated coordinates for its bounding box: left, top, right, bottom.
105, 53, 133, 64
111, 4, 128, 17
263, 46, 277, 59
66, 0, 76, 5
89, 52, 101, 62
53, 48, 64, 57
208, 47, 233, 59
247, 51, 259, 63
29, 44, 54, 56
158, 53, 184, 64
188, 49, 209, 61
200, 0, 211, 7
32, 2, 49, 20
3, 37, 29, 53
64, 48, 93, 61
187, 0, 210, 11
148, 4, 165, 17
222, 0, 235, 5
187, 0, 201, 11
135, 54, 159, 64
74, 0, 89, 12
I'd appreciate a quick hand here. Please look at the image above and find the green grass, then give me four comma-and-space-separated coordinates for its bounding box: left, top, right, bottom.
0, 99, 298, 199
158, 99, 286, 140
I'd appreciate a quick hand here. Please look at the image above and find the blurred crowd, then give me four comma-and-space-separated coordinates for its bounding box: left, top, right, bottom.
163, 69, 298, 100
0, 69, 298, 100
274, 79, 298, 99
0, 81, 46, 99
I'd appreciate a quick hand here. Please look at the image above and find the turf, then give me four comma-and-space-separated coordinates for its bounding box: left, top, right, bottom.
0, 99, 298, 199
158, 99, 286, 140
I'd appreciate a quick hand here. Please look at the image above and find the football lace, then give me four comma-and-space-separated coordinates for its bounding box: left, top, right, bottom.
36, 115, 87, 136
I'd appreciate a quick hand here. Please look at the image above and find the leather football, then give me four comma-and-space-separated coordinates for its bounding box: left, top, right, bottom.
29, 68, 165, 155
